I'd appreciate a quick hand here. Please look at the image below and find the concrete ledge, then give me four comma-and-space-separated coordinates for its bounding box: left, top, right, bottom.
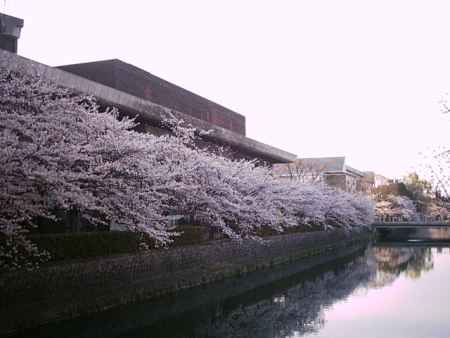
0, 49, 296, 163
0, 230, 371, 335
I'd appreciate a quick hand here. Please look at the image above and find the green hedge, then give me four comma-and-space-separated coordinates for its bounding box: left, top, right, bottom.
172, 225, 210, 246
29, 231, 144, 261
28, 225, 210, 262
257, 224, 323, 237
27, 225, 320, 263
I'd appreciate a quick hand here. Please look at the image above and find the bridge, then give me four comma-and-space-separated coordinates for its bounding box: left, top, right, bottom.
373, 216, 450, 229
373, 216, 450, 245
375, 240, 450, 248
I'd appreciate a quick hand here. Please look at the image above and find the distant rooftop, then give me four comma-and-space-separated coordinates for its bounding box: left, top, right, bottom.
300, 157, 346, 172
273, 156, 365, 177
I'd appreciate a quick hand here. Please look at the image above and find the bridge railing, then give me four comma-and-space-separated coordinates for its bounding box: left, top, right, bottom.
375, 215, 450, 224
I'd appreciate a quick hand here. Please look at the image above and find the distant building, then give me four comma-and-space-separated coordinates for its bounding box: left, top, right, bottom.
273, 157, 370, 193
362, 172, 376, 192
362, 171, 391, 190
374, 173, 390, 187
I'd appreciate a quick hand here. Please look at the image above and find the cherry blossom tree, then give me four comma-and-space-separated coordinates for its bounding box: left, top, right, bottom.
155, 120, 375, 236
0, 67, 375, 271
0, 68, 175, 270
420, 100, 450, 200
426, 148, 450, 200
158, 120, 376, 235
375, 195, 419, 221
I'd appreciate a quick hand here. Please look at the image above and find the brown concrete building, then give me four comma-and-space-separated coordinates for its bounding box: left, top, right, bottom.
0, 12, 296, 164
273, 157, 370, 193
58, 59, 246, 136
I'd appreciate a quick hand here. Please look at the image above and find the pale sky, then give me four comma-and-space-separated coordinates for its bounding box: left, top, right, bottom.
3, 0, 450, 178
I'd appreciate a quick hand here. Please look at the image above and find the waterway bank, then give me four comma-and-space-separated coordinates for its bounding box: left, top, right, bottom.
0, 229, 372, 335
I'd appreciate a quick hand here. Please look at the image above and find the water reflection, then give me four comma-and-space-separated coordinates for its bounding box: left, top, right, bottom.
15, 241, 450, 338
372, 247, 433, 283
117, 249, 375, 338
176, 246, 440, 338
180, 254, 374, 338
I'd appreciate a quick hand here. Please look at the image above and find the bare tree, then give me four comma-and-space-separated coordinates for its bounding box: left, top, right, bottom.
285, 159, 326, 183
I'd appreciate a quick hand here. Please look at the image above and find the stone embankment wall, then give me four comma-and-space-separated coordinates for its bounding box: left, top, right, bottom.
0, 230, 371, 335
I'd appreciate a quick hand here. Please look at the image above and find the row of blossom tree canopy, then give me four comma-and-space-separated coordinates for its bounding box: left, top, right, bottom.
374, 172, 450, 222
0, 68, 375, 270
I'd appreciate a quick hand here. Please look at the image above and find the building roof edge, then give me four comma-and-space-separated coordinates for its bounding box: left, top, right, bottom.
0, 49, 296, 163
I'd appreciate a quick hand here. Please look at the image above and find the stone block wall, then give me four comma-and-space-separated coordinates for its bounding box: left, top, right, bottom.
0, 230, 370, 335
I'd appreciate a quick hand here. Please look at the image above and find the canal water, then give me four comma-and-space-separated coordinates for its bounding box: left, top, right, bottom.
15, 229, 450, 338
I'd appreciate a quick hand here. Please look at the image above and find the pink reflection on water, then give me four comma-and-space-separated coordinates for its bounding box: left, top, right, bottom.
303, 248, 450, 338
325, 278, 408, 320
